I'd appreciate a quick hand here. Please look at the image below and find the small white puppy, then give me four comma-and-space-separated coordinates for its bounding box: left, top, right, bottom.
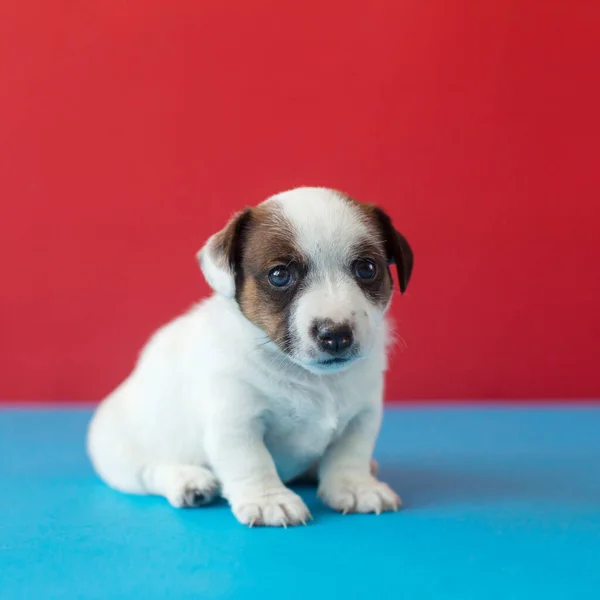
87, 187, 413, 527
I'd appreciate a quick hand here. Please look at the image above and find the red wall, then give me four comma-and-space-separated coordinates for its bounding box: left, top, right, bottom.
1, 1, 599, 402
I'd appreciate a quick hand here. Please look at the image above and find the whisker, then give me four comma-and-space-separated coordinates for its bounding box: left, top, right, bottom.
250, 332, 292, 354
388, 331, 408, 352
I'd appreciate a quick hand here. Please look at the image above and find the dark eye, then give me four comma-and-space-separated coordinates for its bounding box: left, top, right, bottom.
353, 259, 377, 280
268, 265, 294, 288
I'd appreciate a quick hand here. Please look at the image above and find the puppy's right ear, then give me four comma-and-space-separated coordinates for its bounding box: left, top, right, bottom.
371, 207, 414, 294
197, 209, 252, 297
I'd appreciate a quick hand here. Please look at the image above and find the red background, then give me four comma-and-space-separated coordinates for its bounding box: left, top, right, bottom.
1, 1, 599, 402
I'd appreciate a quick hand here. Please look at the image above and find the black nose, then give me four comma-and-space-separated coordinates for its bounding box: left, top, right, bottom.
315, 322, 354, 355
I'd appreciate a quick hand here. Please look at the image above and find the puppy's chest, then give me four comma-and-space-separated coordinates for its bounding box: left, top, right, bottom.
262, 386, 353, 474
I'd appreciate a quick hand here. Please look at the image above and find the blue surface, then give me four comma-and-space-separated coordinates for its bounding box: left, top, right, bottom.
1, 406, 599, 599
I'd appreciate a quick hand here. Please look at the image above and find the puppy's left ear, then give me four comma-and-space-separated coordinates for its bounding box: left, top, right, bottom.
372, 207, 414, 293
197, 208, 252, 297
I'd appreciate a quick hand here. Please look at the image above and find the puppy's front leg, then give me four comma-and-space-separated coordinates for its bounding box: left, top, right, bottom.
205, 417, 310, 527
318, 405, 401, 515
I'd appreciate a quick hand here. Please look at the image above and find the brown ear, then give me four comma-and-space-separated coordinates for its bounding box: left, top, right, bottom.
372, 207, 414, 293
197, 208, 252, 297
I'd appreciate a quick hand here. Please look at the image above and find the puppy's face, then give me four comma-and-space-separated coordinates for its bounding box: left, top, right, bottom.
199, 188, 413, 373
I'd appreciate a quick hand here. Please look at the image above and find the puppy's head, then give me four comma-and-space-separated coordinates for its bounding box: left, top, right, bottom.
198, 187, 413, 373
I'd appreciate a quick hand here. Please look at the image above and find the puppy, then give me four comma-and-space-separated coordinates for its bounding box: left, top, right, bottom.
87, 187, 413, 527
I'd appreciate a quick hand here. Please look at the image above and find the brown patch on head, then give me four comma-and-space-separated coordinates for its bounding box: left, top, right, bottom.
349, 237, 394, 308
234, 203, 307, 352
335, 191, 414, 296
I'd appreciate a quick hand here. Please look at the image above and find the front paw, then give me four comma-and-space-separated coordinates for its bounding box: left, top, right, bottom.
231, 487, 311, 527
318, 475, 401, 515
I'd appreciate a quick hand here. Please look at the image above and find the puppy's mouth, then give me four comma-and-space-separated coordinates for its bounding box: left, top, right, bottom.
308, 355, 359, 373
319, 357, 352, 366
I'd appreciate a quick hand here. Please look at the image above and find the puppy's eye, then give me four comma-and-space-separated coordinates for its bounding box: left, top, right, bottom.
353, 259, 377, 280
268, 265, 294, 288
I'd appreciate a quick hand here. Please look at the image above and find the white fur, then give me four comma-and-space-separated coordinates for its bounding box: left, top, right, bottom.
87, 187, 401, 527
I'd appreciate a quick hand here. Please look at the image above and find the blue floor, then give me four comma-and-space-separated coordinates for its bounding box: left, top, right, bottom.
1, 406, 599, 600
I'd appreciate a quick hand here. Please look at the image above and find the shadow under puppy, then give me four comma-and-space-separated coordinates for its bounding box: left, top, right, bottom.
87, 187, 413, 527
